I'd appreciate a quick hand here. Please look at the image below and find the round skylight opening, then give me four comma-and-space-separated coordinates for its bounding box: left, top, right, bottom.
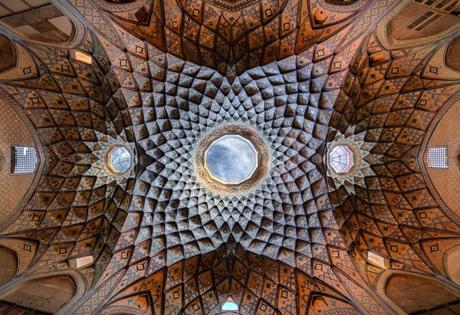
329, 144, 354, 174
107, 146, 132, 174
205, 135, 258, 184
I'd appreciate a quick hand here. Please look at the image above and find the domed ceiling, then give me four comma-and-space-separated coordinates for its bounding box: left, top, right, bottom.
0, 0, 459, 314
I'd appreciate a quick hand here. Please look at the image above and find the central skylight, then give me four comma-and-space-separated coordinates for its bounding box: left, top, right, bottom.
328, 144, 354, 174
107, 146, 132, 174
205, 135, 258, 184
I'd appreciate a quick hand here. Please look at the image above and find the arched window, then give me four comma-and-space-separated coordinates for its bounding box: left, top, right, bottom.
222, 297, 239, 311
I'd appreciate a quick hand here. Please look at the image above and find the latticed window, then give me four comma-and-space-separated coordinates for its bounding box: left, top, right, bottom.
107, 146, 132, 174
329, 144, 354, 174
11, 146, 37, 174
413, 0, 458, 13
426, 146, 448, 168
407, 11, 442, 31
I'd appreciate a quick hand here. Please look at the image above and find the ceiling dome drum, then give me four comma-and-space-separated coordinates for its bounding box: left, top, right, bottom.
195, 124, 270, 194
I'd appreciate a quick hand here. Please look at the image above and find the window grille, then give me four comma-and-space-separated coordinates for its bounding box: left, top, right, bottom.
426, 146, 448, 168
413, 0, 457, 13
11, 146, 37, 174
407, 11, 442, 31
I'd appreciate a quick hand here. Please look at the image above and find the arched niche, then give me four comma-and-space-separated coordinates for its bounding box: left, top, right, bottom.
387, 2, 459, 41
375, 0, 460, 50
0, 34, 16, 74
444, 244, 460, 285
0, 246, 17, 286
446, 36, 460, 72
0, 92, 43, 229
0, 275, 77, 314
377, 271, 460, 314
0, 89, 44, 231
0, 0, 86, 47
421, 97, 460, 220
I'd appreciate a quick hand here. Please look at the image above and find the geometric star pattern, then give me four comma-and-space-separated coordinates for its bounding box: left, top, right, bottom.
126, 52, 338, 269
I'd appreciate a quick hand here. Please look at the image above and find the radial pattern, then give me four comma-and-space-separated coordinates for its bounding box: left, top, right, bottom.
126, 52, 338, 268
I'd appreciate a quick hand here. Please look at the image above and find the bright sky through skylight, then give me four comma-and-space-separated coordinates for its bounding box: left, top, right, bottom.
205, 135, 257, 184
222, 301, 239, 311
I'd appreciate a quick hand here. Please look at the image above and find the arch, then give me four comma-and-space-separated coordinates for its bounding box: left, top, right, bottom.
375, 0, 460, 50
0, 0, 86, 48
386, 274, 459, 313
386, 3, 460, 41
99, 245, 361, 315
309, 294, 361, 315
419, 96, 460, 222
444, 244, 460, 285
446, 36, 460, 72
0, 91, 44, 230
0, 246, 18, 286
0, 270, 86, 315
0, 238, 37, 275
0, 34, 16, 73
0, 275, 77, 314
376, 270, 460, 315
